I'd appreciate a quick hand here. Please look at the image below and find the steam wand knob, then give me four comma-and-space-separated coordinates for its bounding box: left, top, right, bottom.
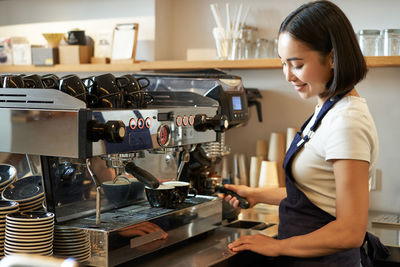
88, 120, 126, 143
193, 114, 229, 132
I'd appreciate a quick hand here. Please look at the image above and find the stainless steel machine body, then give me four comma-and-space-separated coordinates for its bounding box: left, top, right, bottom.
0, 86, 228, 266
0, 89, 218, 158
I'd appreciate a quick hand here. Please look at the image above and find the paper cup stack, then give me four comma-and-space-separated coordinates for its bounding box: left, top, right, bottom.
0, 201, 19, 258
53, 225, 91, 263
249, 128, 299, 188
4, 211, 54, 257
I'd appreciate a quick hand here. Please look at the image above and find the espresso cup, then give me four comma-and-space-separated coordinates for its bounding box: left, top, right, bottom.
42, 74, 60, 89
118, 75, 151, 108
22, 74, 45, 88
145, 184, 179, 208
1, 75, 24, 88
102, 177, 131, 207
162, 181, 197, 204
85, 73, 124, 109
127, 177, 145, 200
59, 74, 87, 103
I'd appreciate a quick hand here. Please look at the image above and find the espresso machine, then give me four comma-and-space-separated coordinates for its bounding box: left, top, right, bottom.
133, 69, 251, 195
0, 70, 250, 266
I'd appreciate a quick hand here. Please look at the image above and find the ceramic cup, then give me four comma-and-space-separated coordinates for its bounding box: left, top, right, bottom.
162, 181, 197, 204
127, 177, 145, 201
102, 176, 131, 207
145, 184, 178, 208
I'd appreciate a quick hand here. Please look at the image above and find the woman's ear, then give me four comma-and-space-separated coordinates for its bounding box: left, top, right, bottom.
329, 50, 334, 68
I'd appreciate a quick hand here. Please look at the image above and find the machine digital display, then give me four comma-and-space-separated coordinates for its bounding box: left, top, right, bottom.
231, 96, 242, 110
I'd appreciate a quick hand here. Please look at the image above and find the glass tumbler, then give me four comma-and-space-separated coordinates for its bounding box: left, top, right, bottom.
358, 29, 381, 56
383, 29, 400, 56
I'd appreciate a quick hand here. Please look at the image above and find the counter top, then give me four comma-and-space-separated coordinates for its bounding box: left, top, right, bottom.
240, 205, 400, 248
118, 205, 399, 266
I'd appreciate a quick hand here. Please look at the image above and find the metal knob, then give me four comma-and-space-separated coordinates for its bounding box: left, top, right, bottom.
88, 120, 126, 143
193, 114, 229, 132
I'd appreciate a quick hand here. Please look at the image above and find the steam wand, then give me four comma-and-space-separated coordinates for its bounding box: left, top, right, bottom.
176, 149, 190, 181
86, 159, 102, 225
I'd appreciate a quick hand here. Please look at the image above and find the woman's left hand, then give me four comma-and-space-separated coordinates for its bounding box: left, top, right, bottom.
228, 234, 281, 257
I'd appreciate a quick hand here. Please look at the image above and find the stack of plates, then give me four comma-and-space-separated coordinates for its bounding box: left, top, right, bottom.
4, 211, 54, 256
0, 201, 19, 258
2, 176, 45, 212
53, 225, 91, 263
0, 164, 17, 193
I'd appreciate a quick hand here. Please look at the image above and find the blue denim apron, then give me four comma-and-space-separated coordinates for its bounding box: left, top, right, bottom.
276, 94, 389, 266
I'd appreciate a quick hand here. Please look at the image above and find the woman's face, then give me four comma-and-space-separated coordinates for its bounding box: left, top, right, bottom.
278, 32, 333, 104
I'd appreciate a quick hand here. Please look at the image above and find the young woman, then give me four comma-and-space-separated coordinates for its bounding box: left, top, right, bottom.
221, 1, 388, 266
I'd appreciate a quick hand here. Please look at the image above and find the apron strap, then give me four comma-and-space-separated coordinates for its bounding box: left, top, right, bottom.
360, 232, 391, 266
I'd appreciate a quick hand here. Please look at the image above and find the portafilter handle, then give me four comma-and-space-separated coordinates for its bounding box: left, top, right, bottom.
124, 161, 160, 189
193, 114, 229, 132
214, 184, 250, 209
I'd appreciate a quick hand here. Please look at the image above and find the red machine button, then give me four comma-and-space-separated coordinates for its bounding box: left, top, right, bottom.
138, 118, 145, 129
145, 117, 152, 128
189, 115, 194, 125
176, 116, 183, 126
183, 116, 189, 126
129, 118, 137, 130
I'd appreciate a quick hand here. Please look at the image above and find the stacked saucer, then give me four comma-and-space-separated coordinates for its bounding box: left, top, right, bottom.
0, 165, 17, 194
53, 226, 91, 263
0, 201, 19, 258
2, 176, 45, 212
4, 211, 54, 256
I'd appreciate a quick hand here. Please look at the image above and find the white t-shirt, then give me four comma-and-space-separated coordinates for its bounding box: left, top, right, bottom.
291, 96, 378, 217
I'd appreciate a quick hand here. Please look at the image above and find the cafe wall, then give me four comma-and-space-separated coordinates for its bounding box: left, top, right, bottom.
0, 0, 157, 61
0, 0, 399, 213
160, 0, 400, 213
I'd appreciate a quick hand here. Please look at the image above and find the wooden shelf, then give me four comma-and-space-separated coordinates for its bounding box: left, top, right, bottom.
1, 56, 400, 73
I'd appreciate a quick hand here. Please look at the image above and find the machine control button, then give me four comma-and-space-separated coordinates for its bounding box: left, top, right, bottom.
182, 116, 188, 126
176, 116, 183, 126
145, 117, 152, 128
157, 125, 171, 147
189, 115, 194, 125
129, 118, 137, 130
138, 118, 145, 129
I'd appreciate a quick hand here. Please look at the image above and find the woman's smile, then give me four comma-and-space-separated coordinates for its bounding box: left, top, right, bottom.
293, 83, 307, 92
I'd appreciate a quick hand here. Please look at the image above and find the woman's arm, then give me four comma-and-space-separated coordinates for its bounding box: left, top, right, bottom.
222, 184, 287, 208
229, 159, 369, 257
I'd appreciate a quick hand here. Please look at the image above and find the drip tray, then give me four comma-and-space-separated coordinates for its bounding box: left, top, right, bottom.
224, 220, 275, 231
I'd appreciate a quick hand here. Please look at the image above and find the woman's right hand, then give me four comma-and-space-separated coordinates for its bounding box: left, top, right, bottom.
218, 184, 257, 209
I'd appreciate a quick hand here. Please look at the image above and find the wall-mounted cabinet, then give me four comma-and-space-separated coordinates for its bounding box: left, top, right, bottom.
0, 56, 399, 73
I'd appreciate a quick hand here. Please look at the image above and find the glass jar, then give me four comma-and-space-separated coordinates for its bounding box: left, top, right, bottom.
245, 40, 256, 59
383, 29, 400, 56
270, 38, 278, 58
358, 29, 381, 56
255, 39, 269, 58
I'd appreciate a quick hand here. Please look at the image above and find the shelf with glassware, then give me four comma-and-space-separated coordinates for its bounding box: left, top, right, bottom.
0, 56, 400, 73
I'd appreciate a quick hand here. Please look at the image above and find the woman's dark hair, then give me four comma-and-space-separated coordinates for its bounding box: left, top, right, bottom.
279, 0, 367, 98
